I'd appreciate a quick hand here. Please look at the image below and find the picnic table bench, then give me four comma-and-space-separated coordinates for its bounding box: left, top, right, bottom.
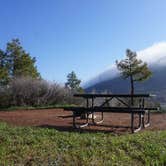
65, 93, 159, 133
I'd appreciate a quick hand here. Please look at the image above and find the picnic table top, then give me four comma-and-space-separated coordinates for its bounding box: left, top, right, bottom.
74, 93, 155, 98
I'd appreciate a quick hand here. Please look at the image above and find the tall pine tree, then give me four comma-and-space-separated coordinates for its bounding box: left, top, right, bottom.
0, 39, 40, 85
6, 39, 40, 79
116, 49, 152, 95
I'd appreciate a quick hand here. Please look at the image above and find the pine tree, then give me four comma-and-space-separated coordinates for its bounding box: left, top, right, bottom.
0, 49, 9, 85
6, 39, 40, 79
116, 49, 152, 95
65, 71, 82, 92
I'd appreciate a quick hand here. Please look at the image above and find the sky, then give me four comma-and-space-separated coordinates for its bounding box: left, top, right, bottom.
0, 0, 166, 85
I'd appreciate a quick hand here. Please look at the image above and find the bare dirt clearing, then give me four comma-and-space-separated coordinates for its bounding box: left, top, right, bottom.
0, 109, 165, 134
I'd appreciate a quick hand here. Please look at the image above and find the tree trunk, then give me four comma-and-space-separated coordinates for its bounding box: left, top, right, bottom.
130, 75, 134, 105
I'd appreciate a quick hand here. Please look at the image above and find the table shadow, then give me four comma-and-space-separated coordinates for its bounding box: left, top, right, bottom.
37, 123, 131, 134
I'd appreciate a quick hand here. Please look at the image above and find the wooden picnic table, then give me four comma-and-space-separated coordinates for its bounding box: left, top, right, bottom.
65, 93, 158, 133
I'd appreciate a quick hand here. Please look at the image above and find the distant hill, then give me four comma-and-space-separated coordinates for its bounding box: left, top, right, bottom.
85, 66, 166, 105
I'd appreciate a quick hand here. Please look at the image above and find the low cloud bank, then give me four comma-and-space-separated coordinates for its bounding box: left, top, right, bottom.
84, 42, 166, 88
137, 42, 166, 66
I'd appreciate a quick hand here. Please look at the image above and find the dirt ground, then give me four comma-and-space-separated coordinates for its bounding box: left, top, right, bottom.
0, 109, 165, 134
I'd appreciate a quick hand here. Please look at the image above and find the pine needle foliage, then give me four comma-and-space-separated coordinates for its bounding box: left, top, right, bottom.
116, 49, 152, 95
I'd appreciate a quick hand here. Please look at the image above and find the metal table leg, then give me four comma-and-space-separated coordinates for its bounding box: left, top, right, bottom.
73, 111, 89, 128
92, 111, 104, 124
131, 112, 143, 133
143, 110, 150, 128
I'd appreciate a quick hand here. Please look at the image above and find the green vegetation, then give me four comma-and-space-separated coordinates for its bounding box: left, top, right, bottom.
0, 39, 40, 85
65, 71, 83, 92
116, 49, 152, 95
0, 122, 165, 165
160, 107, 166, 113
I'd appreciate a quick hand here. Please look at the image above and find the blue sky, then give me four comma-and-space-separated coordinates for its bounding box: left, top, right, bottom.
0, 0, 166, 84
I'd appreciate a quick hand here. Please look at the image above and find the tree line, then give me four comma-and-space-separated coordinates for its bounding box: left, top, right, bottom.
0, 38, 152, 107
0, 39, 82, 107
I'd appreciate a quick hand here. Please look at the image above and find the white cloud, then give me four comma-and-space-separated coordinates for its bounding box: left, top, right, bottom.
84, 41, 166, 88
137, 42, 166, 65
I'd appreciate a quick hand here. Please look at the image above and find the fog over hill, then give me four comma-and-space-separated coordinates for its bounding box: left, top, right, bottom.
84, 42, 166, 104
84, 42, 166, 88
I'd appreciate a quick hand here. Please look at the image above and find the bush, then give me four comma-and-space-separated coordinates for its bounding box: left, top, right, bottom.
0, 86, 11, 107
0, 76, 82, 107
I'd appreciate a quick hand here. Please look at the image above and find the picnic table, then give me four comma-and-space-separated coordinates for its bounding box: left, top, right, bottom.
65, 93, 158, 133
